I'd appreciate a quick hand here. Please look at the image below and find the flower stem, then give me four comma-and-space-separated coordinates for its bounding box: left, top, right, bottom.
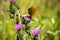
17, 31, 20, 40
17, 31, 23, 40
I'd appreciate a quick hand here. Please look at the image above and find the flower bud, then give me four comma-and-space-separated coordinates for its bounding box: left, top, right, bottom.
15, 23, 23, 31
24, 16, 31, 21
32, 28, 41, 35
10, 0, 15, 3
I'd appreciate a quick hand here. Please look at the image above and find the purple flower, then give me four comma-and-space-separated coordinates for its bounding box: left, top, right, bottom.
24, 16, 31, 21
32, 28, 41, 35
10, 0, 15, 3
15, 23, 23, 30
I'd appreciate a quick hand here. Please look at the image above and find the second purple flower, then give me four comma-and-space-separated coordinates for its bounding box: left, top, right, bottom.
24, 16, 31, 21
15, 23, 23, 31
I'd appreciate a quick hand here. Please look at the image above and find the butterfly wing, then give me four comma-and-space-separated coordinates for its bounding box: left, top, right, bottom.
28, 7, 38, 17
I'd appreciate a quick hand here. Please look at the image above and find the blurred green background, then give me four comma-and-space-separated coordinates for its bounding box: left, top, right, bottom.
0, 0, 60, 40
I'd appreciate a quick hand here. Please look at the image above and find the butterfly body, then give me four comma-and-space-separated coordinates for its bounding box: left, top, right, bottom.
28, 7, 38, 17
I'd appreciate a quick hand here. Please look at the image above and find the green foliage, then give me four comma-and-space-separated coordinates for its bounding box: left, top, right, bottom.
0, 0, 60, 40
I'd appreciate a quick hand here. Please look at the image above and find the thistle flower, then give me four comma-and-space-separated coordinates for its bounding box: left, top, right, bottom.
32, 28, 41, 40
15, 23, 23, 31
10, 0, 15, 3
32, 28, 41, 35
24, 16, 31, 21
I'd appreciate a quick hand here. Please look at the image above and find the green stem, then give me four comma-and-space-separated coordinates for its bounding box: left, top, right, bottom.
17, 31, 20, 40
17, 31, 23, 40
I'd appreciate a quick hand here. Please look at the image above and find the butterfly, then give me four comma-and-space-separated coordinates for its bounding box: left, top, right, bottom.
28, 7, 38, 17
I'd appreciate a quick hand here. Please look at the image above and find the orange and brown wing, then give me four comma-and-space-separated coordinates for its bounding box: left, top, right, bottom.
28, 7, 38, 17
